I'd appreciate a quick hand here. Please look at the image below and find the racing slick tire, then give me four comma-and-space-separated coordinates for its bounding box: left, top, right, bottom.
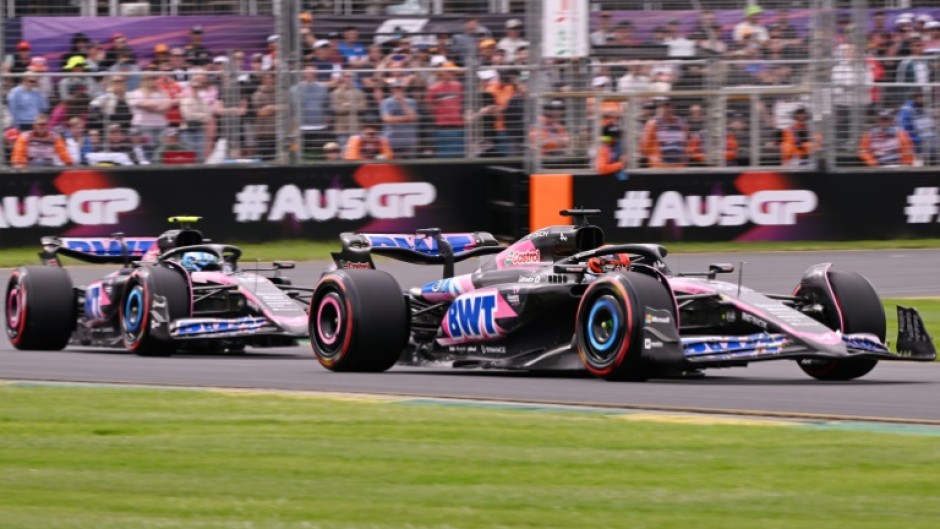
576, 271, 677, 381
796, 268, 885, 381
120, 267, 190, 357
310, 269, 409, 372
5, 266, 75, 351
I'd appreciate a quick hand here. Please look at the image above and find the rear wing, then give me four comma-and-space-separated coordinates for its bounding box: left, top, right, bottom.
331, 229, 505, 278
40, 236, 158, 266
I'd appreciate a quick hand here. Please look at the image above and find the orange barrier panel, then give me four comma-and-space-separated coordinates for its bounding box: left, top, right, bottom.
529, 174, 573, 230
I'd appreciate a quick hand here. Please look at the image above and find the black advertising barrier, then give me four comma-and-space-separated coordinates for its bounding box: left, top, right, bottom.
563, 170, 940, 242
0, 163, 522, 248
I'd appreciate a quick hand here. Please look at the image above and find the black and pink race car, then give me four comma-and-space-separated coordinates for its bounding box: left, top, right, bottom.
310, 209, 936, 381
5, 218, 309, 356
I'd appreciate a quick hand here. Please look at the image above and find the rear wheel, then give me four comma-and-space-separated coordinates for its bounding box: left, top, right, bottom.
120, 267, 190, 357
5, 267, 75, 350
576, 272, 676, 381
797, 268, 884, 381
310, 270, 409, 372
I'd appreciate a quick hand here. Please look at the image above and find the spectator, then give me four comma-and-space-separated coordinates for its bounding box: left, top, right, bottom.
298, 11, 314, 34
898, 91, 938, 165
7, 74, 49, 130
214, 68, 249, 159
640, 98, 691, 168
330, 71, 367, 147
312, 40, 342, 85
262, 35, 280, 72
617, 62, 651, 93
89, 123, 147, 165
595, 124, 627, 176
101, 33, 137, 70
11, 114, 73, 167
343, 122, 393, 160
831, 44, 875, 149
157, 65, 183, 129
498, 19, 529, 63
503, 71, 526, 157
689, 10, 721, 43
252, 73, 282, 161
664, 19, 695, 57
686, 104, 705, 135
689, 127, 739, 167
61, 33, 91, 67
483, 70, 515, 156
781, 107, 816, 167
179, 70, 217, 161
292, 65, 333, 159
726, 111, 752, 166
774, 8, 800, 41
62, 116, 92, 165
733, 5, 769, 44
611, 21, 641, 47
27, 57, 55, 100
49, 84, 90, 130
152, 43, 170, 67
152, 127, 189, 164
167, 47, 190, 83
89, 75, 132, 131
127, 69, 171, 158
339, 26, 368, 67
530, 99, 569, 156
926, 21, 940, 54
5, 41, 33, 75
323, 141, 342, 161
59, 56, 100, 101
108, 49, 141, 91
425, 63, 465, 158
896, 39, 933, 100
455, 16, 492, 65
859, 110, 915, 167
591, 13, 614, 47
84, 42, 107, 72
380, 79, 419, 158
184, 26, 211, 66
696, 23, 727, 55
513, 45, 529, 66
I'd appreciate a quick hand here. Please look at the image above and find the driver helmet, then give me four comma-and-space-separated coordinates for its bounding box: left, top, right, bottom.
180, 251, 219, 272
587, 253, 632, 274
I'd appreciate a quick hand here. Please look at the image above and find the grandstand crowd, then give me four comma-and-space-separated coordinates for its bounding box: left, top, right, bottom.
1, 5, 939, 169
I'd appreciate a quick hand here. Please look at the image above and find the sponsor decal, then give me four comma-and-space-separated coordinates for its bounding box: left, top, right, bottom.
63, 237, 155, 257
236, 182, 436, 222
446, 293, 498, 340
0, 188, 140, 228
506, 293, 520, 306
616, 190, 818, 228
518, 275, 541, 283
337, 259, 371, 270
742, 312, 769, 329
172, 316, 268, 336
365, 233, 475, 255
905, 187, 940, 223
644, 338, 664, 349
504, 249, 541, 266
645, 312, 672, 325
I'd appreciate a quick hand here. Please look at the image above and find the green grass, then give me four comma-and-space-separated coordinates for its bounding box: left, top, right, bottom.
2, 238, 940, 268
885, 298, 940, 352
0, 385, 939, 529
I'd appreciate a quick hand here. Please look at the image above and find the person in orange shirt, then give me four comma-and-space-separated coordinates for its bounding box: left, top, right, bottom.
858, 109, 915, 167
595, 124, 627, 177
343, 122, 393, 160
689, 129, 739, 166
640, 98, 691, 168
780, 106, 817, 166
483, 71, 515, 156
529, 99, 569, 156
11, 114, 73, 167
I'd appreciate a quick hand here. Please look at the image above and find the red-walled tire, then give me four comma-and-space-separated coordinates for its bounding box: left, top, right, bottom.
576, 271, 676, 381
310, 269, 409, 372
796, 268, 884, 381
5, 266, 75, 351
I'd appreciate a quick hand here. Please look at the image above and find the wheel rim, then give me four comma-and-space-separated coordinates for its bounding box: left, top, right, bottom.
315, 292, 345, 356
124, 286, 145, 333
6, 281, 25, 339
584, 294, 623, 365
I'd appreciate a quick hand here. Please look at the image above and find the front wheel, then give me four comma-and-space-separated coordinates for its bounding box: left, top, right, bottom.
310, 269, 409, 372
120, 267, 190, 357
796, 267, 883, 380
5, 267, 75, 350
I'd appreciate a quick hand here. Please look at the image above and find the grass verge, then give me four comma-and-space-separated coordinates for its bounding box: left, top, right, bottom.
2, 238, 940, 268
0, 385, 939, 529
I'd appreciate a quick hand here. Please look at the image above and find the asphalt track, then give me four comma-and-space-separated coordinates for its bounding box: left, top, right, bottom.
2, 249, 940, 423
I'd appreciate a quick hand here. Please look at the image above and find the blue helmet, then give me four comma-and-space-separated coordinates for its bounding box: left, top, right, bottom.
180, 251, 219, 272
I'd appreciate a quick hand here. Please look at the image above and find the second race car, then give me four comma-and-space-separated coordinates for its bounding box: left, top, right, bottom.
5, 217, 310, 356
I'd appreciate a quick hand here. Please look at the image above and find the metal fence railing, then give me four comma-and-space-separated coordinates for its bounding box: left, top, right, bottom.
3, 1, 940, 173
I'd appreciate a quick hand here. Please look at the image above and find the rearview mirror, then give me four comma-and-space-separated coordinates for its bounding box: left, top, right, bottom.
708, 263, 734, 278
273, 261, 296, 270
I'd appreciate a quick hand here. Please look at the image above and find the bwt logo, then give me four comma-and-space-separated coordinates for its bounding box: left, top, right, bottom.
63, 238, 155, 257
0, 188, 140, 228
616, 190, 817, 228
234, 183, 436, 222
446, 293, 498, 340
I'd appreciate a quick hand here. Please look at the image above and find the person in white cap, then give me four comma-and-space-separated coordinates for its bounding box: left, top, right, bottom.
497, 18, 528, 63
925, 20, 940, 53
262, 35, 280, 71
